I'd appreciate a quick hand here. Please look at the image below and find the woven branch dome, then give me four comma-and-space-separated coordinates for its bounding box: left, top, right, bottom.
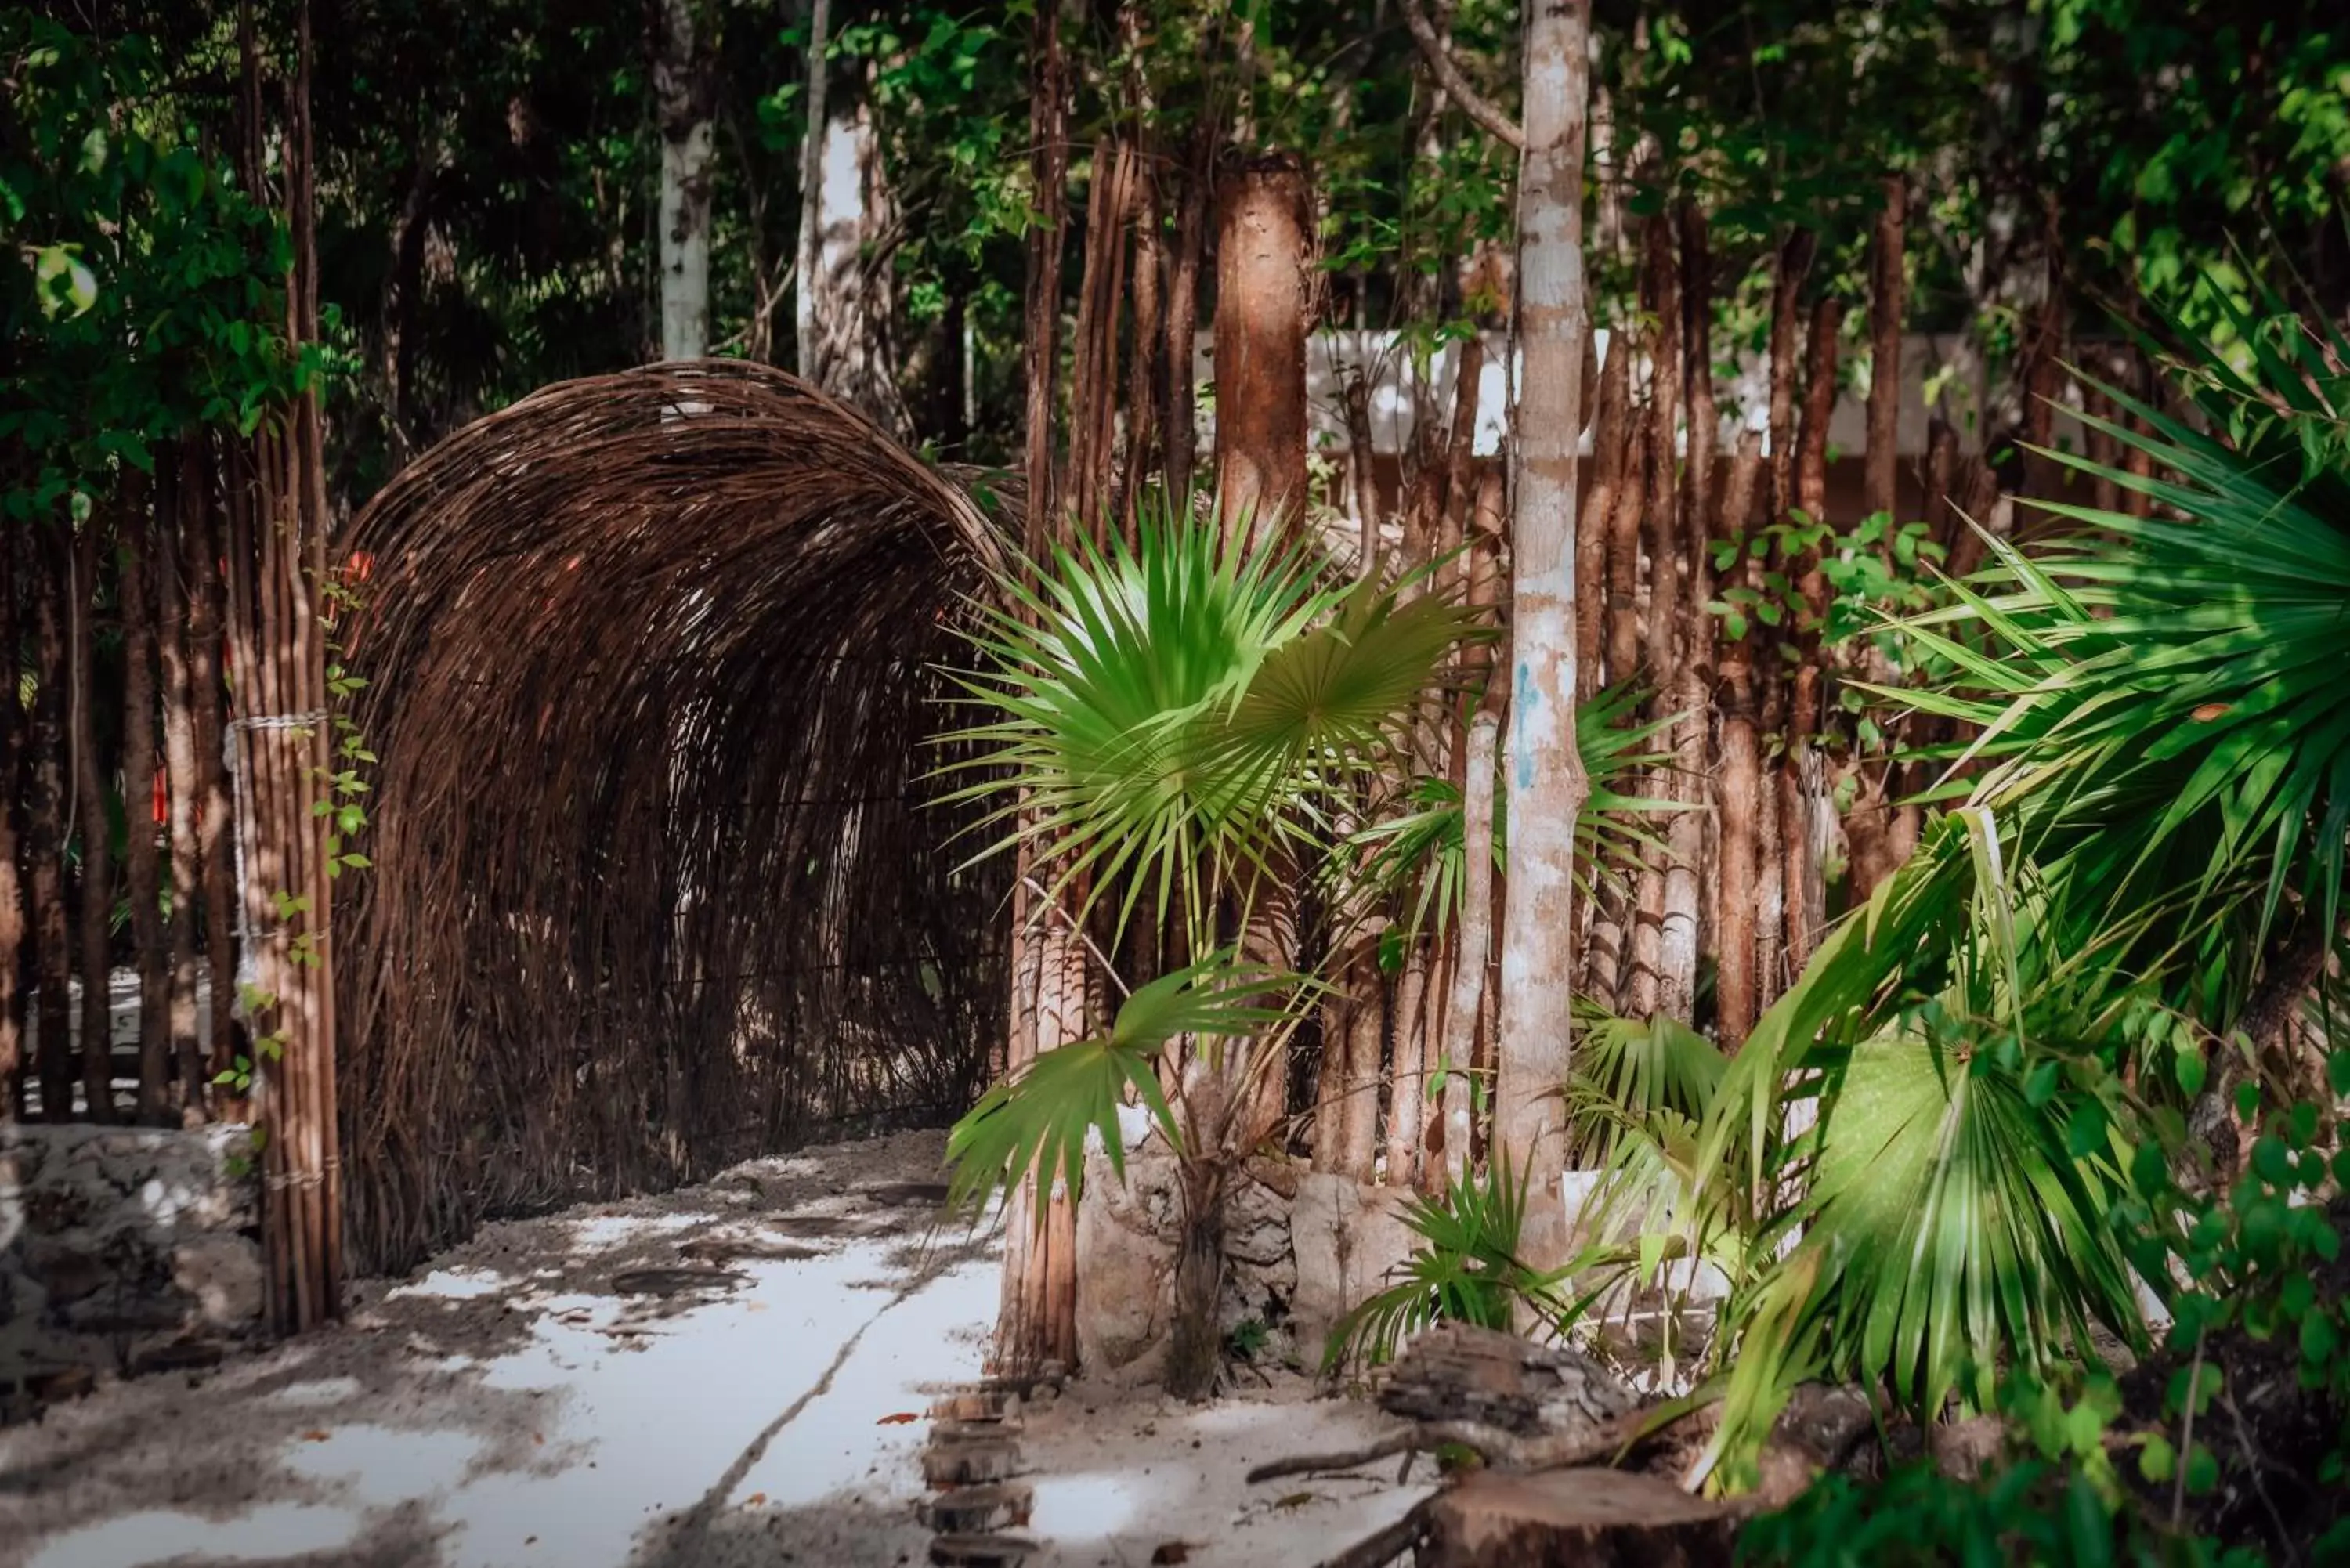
337, 361, 1011, 1274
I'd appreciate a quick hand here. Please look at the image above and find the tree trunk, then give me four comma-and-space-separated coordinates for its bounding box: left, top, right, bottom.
794, 0, 831, 377
1602, 424, 1646, 698
807, 81, 913, 434
1658, 204, 1716, 1024
1166, 1143, 1227, 1400
1711, 432, 1765, 1045
1069, 137, 1138, 535
0, 531, 23, 1119
158, 441, 207, 1111
999, 0, 1078, 1380
73, 511, 114, 1123
653, 0, 714, 360
1213, 155, 1311, 550
1575, 342, 1630, 699
125, 475, 168, 1123
1625, 214, 1681, 1021
31, 525, 70, 1119
1121, 131, 1166, 534
1847, 173, 1917, 905
1782, 296, 1841, 973
1442, 650, 1505, 1182
1496, 0, 1593, 1273
189, 442, 236, 1093
1162, 124, 1212, 504
1766, 231, 1815, 522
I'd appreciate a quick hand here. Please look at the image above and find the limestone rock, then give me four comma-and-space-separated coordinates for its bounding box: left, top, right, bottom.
1289, 1172, 1419, 1364
172, 1234, 265, 1326
1379, 1324, 1634, 1440
1074, 1144, 1177, 1378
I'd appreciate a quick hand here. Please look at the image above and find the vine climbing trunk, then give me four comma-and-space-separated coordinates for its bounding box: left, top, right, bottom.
1495, 0, 1593, 1274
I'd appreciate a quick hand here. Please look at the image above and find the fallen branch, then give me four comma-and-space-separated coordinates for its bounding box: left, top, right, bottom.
1248, 1412, 1639, 1485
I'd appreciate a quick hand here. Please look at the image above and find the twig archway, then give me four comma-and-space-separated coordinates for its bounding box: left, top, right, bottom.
337, 361, 1010, 1275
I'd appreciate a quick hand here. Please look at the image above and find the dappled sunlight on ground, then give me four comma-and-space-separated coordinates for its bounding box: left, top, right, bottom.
4, 1129, 992, 1568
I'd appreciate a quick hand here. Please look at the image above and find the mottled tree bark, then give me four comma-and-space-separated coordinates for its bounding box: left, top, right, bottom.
1495, 0, 1593, 1273
1212, 155, 1311, 549
653, 0, 715, 359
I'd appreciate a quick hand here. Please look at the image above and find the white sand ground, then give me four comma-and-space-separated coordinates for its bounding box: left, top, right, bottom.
3, 1130, 1427, 1568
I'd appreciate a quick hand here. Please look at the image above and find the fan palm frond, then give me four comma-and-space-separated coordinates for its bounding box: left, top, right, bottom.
945, 949, 1309, 1216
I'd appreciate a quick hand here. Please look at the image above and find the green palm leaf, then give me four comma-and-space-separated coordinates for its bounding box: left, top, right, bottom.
935, 499, 1484, 939
944, 948, 1306, 1218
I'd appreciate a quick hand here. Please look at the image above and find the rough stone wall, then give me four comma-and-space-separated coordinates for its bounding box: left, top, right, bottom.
1073, 1140, 1418, 1384
2, 1122, 263, 1412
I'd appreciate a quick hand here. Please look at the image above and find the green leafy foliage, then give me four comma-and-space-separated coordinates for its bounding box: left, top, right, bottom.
938, 497, 1484, 939
1322, 1150, 1576, 1372
1345, 680, 1682, 944
944, 951, 1303, 1219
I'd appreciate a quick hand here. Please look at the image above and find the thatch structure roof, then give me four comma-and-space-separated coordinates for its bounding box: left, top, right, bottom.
336, 361, 1010, 1274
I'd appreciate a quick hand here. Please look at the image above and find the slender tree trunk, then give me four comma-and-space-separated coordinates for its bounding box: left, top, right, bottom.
1625, 214, 1682, 1020
190, 443, 236, 1093
653, 0, 714, 360
0, 532, 23, 1119
1162, 123, 1211, 504
1766, 231, 1815, 522
159, 439, 208, 1110
1441, 463, 1506, 1169
808, 79, 913, 433
1658, 204, 1716, 1024
125, 474, 168, 1122
1847, 174, 1917, 903
1575, 341, 1630, 699
1442, 647, 1505, 1181
73, 511, 114, 1122
31, 526, 70, 1120
1386, 953, 1428, 1189
1213, 155, 1311, 548
1782, 296, 1841, 973
1603, 424, 1646, 697
1000, 0, 1078, 1381
1122, 131, 1166, 534
1069, 138, 1137, 534
1712, 432, 1765, 1044
794, 0, 831, 377
1496, 0, 1593, 1273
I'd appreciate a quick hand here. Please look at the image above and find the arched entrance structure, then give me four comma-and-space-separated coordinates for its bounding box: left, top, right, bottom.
336, 363, 1011, 1275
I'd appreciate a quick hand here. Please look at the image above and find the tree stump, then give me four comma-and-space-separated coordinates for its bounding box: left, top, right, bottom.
1415, 1469, 1742, 1567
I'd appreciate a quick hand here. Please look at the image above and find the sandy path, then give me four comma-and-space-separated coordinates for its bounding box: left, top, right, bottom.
5, 1131, 994, 1568
3, 1129, 1430, 1568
